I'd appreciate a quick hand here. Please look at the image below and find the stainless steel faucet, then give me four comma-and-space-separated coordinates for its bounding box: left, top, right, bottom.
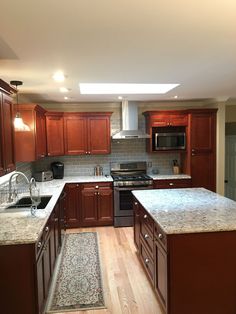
8, 171, 30, 203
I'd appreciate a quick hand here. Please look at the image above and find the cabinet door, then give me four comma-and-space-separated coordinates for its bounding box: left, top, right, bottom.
1, 93, 15, 173
0, 93, 5, 176
151, 115, 169, 127
36, 251, 45, 314
64, 116, 87, 155
43, 237, 51, 298
169, 114, 188, 126
155, 240, 167, 311
64, 184, 80, 228
97, 186, 113, 224
87, 116, 111, 154
133, 199, 140, 250
81, 187, 97, 225
46, 114, 64, 156
36, 111, 47, 159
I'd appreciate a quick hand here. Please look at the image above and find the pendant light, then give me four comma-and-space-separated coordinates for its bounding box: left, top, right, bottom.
10, 80, 30, 131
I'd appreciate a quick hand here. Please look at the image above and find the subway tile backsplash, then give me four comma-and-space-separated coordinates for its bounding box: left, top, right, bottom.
33, 139, 180, 176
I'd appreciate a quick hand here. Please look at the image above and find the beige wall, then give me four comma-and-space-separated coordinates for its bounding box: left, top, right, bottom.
226, 104, 236, 123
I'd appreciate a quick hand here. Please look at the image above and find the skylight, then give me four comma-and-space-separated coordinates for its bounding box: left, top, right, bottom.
79, 83, 179, 94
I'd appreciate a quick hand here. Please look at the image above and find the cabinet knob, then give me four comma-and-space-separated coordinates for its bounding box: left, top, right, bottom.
158, 233, 163, 239
134, 202, 138, 205
192, 153, 195, 156
85, 151, 88, 154
48, 153, 51, 156
144, 214, 148, 219
45, 226, 49, 232
97, 192, 100, 195
192, 149, 195, 152
169, 182, 174, 186
145, 258, 149, 264
88, 151, 91, 155
41, 154, 45, 157
144, 234, 149, 239
37, 241, 42, 248
95, 185, 99, 189
76, 184, 79, 187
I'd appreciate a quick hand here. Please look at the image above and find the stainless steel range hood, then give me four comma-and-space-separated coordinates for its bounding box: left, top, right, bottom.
112, 100, 150, 139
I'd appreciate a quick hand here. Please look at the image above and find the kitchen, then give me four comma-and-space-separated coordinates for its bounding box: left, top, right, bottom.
1, 1, 236, 314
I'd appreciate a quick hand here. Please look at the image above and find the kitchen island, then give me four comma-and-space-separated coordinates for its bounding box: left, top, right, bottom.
132, 188, 236, 314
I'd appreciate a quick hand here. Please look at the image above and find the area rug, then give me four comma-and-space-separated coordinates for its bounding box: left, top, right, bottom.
47, 232, 105, 312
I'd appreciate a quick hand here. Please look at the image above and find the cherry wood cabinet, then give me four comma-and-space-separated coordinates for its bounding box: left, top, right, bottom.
144, 111, 188, 128
0, 79, 16, 176
64, 183, 80, 228
64, 112, 112, 155
0, 198, 63, 314
188, 110, 217, 191
134, 198, 236, 314
14, 104, 47, 162
45, 112, 64, 156
133, 200, 140, 249
154, 178, 192, 189
80, 182, 113, 226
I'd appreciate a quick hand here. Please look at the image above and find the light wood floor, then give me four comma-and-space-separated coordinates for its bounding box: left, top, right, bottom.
55, 226, 163, 314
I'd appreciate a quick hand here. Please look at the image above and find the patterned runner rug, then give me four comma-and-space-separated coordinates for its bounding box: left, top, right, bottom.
47, 232, 105, 312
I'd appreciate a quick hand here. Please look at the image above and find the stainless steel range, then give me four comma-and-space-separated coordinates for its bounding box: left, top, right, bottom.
111, 161, 153, 227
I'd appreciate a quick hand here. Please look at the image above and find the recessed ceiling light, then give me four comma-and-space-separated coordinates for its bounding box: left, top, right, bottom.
79, 83, 179, 94
53, 71, 65, 82
118, 96, 123, 100
60, 87, 70, 93
174, 95, 178, 99
64, 96, 68, 100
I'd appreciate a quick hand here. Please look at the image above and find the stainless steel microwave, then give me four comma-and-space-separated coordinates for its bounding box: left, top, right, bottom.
154, 132, 186, 150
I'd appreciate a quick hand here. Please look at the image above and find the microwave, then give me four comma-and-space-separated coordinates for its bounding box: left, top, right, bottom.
154, 132, 186, 151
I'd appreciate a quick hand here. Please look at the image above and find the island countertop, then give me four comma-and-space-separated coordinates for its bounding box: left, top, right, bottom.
132, 188, 236, 234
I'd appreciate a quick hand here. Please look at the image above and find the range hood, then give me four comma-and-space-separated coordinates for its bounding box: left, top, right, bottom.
112, 100, 150, 139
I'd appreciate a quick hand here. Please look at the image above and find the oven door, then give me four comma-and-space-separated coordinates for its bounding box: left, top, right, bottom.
114, 185, 153, 217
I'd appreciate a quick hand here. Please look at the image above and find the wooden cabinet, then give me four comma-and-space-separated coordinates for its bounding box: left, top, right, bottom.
64, 112, 112, 155
0, 80, 16, 176
14, 104, 47, 162
134, 199, 141, 250
80, 182, 113, 226
0, 200, 62, 314
45, 112, 64, 156
144, 111, 188, 128
189, 110, 217, 191
154, 178, 192, 189
64, 183, 80, 228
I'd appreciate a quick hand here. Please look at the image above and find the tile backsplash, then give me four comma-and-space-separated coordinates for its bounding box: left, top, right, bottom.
33, 139, 180, 176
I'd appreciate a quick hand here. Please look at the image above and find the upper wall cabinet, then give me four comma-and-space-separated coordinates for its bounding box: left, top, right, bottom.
14, 104, 47, 162
144, 111, 188, 128
64, 112, 112, 155
0, 79, 16, 176
46, 112, 65, 157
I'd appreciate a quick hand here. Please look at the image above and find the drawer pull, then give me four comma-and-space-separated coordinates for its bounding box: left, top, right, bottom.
144, 234, 149, 239
145, 258, 149, 264
144, 214, 148, 219
169, 182, 174, 186
37, 241, 42, 248
158, 233, 163, 239
45, 226, 49, 232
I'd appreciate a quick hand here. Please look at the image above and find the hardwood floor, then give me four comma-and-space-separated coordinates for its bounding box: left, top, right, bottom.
55, 226, 163, 314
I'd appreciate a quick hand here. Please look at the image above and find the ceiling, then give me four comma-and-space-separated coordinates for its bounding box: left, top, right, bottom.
1, 0, 236, 103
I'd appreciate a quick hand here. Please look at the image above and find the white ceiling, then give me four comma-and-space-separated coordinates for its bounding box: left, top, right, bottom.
1, 0, 236, 103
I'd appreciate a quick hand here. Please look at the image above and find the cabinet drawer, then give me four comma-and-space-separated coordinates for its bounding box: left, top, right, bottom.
154, 223, 167, 251
140, 206, 154, 233
81, 182, 112, 189
154, 178, 192, 189
140, 239, 155, 285
140, 222, 154, 256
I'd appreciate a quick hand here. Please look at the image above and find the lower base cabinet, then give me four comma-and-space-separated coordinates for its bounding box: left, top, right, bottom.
65, 182, 113, 227
133, 197, 236, 314
0, 196, 64, 314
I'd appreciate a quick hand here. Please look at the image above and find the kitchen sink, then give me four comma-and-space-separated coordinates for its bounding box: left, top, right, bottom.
6, 195, 52, 210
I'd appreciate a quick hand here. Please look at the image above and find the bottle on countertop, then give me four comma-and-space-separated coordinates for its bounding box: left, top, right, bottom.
94, 165, 103, 176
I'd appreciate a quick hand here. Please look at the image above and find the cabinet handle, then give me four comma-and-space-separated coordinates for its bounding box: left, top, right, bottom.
145, 258, 149, 264
45, 226, 49, 232
144, 214, 148, 219
169, 182, 174, 186
144, 234, 149, 239
158, 233, 163, 239
134, 202, 138, 205
37, 241, 42, 248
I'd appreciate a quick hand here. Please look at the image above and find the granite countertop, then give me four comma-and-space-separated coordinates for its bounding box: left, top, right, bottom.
132, 188, 236, 235
150, 174, 191, 180
0, 175, 113, 246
